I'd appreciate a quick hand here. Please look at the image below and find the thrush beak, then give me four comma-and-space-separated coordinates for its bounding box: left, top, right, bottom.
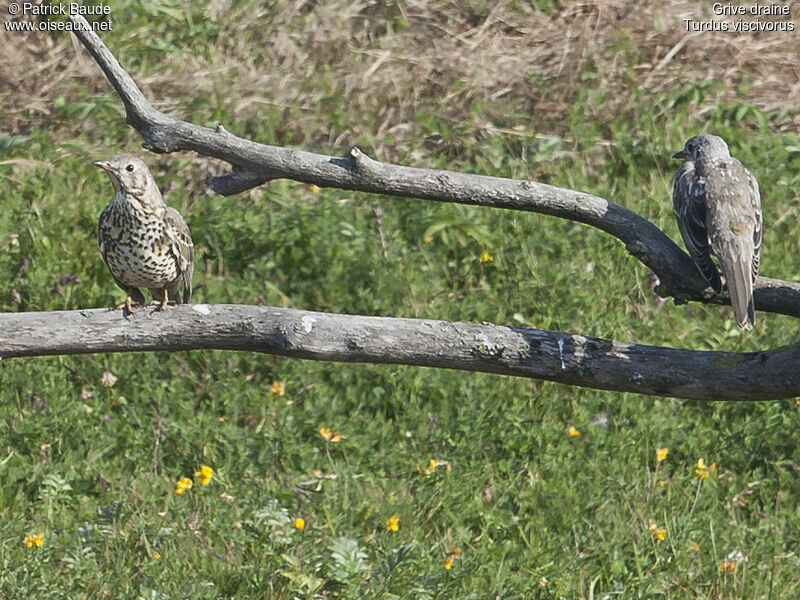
672, 150, 687, 159
93, 160, 113, 172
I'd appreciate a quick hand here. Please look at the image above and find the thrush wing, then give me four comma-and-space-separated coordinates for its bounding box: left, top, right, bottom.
746, 169, 762, 280
718, 164, 761, 330
673, 161, 723, 293
704, 157, 760, 330
164, 207, 195, 303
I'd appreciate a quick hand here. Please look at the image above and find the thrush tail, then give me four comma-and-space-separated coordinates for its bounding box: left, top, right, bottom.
719, 250, 755, 330
180, 271, 192, 304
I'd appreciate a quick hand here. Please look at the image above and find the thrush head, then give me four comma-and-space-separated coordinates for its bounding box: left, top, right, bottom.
673, 134, 731, 161
93, 154, 164, 211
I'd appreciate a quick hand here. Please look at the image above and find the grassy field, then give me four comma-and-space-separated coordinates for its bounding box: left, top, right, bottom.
2, 1, 800, 597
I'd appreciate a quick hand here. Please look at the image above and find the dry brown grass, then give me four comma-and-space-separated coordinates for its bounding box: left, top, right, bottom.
2, 0, 798, 149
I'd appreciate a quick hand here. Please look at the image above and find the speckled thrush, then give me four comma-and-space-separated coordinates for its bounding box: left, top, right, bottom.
672, 134, 762, 329
95, 154, 194, 312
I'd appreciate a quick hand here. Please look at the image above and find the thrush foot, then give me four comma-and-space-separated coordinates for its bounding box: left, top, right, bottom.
118, 296, 143, 314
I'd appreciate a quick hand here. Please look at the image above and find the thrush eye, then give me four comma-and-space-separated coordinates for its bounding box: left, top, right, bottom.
126, 164, 135, 172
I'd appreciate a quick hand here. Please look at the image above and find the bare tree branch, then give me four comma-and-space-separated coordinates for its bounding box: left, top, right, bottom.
2, 305, 797, 401
66, 14, 800, 317
3, 15, 783, 402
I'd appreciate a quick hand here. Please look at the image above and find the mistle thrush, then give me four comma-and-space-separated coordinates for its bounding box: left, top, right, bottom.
95, 154, 194, 312
672, 135, 762, 329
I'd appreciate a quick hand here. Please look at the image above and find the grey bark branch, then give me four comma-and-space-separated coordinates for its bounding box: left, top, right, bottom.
66, 15, 800, 317
2, 305, 798, 401
9, 15, 786, 401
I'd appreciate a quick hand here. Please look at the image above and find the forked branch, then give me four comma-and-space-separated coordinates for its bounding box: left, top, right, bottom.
5, 15, 791, 401
65, 14, 800, 317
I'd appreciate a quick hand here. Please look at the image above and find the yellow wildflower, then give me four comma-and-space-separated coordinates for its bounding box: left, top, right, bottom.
695, 458, 710, 479
648, 523, 666, 541
271, 381, 285, 396
319, 427, 341, 442
175, 477, 193, 495
194, 465, 213, 485
385, 515, 399, 532
281, 295, 290, 307
720, 561, 737, 572
309, 184, 321, 194
655, 447, 669, 463
478, 250, 493, 263
423, 235, 433, 244
424, 458, 437, 475
687, 541, 700, 552
23, 533, 44, 548
154, 552, 161, 560
293, 518, 305, 531
444, 547, 461, 570
567, 426, 580, 438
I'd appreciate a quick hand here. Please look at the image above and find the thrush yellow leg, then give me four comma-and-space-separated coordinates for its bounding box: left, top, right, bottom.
161, 289, 169, 311
119, 295, 143, 312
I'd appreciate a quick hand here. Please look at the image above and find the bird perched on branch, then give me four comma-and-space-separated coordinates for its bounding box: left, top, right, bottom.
95, 154, 194, 313
672, 134, 762, 329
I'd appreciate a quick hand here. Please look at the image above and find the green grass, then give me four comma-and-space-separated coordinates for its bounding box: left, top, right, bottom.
3, 2, 800, 598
